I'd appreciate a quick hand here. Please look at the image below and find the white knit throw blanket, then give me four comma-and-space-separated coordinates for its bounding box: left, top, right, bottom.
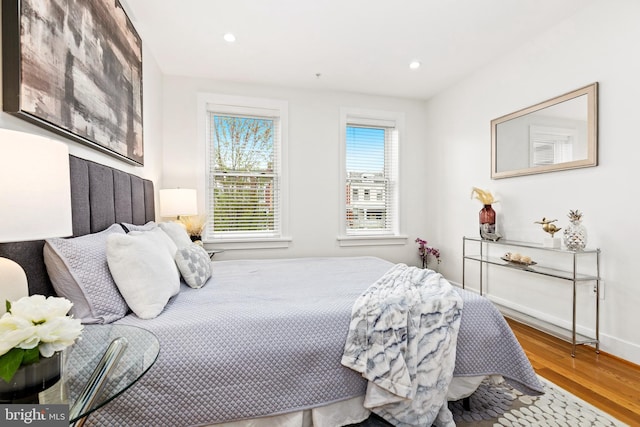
342, 264, 463, 427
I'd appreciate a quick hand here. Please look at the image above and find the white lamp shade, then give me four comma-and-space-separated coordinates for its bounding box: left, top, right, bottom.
0, 129, 73, 243
159, 188, 198, 217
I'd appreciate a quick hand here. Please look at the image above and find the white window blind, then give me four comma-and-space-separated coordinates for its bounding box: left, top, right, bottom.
206, 105, 281, 239
530, 125, 575, 166
344, 117, 398, 235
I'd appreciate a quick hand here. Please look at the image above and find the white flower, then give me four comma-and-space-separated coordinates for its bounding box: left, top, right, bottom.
0, 313, 39, 356
10, 295, 73, 324
36, 316, 83, 358
0, 295, 82, 359
1, 295, 83, 383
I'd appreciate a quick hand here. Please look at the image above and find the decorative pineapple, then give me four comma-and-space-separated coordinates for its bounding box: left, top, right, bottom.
563, 210, 587, 251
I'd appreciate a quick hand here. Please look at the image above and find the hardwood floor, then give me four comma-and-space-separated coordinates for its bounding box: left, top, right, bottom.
507, 318, 640, 426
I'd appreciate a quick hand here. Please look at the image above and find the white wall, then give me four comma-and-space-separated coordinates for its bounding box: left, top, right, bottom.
162, 77, 430, 265
0, 28, 165, 211
424, 0, 640, 364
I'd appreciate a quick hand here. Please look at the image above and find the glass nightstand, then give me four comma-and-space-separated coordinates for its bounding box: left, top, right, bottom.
40, 324, 159, 425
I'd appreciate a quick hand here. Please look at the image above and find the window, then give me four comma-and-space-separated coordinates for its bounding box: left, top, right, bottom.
339, 108, 403, 245
201, 94, 288, 246
529, 125, 575, 167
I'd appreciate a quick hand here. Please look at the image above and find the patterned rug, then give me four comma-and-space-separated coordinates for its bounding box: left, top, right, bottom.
352, 376, 626, 426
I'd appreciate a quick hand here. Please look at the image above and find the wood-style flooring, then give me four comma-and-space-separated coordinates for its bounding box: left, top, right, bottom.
507, 318, 640, 426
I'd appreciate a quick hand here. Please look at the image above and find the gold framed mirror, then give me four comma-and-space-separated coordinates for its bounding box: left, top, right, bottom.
491, 83, 598, 179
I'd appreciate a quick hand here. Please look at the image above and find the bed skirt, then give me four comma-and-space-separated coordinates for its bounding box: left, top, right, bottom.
206, 376, 495, 427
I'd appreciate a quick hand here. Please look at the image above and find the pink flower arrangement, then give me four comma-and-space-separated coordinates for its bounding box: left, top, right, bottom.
415, 238, 441, 269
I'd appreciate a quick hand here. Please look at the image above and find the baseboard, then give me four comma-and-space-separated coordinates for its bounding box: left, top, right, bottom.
449, 280, 640, 366
486, 294, 593, 338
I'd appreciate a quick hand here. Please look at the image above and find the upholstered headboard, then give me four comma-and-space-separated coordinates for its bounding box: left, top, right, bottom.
0, 155, 155, 296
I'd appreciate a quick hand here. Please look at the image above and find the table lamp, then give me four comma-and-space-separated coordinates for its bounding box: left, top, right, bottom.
0, 128, 73, 312
159, 188, 198, 219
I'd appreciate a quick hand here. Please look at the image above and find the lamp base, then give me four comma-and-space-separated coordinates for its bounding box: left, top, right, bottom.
0, 257, 29, 314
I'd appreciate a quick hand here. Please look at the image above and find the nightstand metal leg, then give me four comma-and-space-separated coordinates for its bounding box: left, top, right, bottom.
70, 337, 128, 427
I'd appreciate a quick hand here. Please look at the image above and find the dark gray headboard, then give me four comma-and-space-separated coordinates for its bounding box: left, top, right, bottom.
0, 155, 155, 296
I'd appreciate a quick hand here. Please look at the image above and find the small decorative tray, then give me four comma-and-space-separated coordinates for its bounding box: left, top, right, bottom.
501, 255, 537, 266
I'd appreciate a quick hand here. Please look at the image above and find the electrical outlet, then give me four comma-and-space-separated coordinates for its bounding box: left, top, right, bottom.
594, 281, 605, 300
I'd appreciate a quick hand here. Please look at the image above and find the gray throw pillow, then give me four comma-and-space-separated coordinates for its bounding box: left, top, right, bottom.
174, 244, 212, 288
121, 221, 157, 232
44, 224, 129, 324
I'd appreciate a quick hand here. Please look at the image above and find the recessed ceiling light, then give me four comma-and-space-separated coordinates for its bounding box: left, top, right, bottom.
223, 33, 236, 43
409, 61, 421, 70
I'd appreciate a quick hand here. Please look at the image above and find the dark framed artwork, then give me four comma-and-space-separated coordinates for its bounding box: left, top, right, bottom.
2, 0, 144, 165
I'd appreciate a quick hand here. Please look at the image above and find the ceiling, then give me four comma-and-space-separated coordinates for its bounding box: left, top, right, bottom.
122, 0, 594, 100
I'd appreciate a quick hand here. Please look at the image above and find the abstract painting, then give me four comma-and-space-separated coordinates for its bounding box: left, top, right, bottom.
2, 0, 144, 165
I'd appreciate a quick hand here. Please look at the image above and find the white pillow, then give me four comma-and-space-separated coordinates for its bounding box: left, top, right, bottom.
158, 222, 192, 249
106, 228, 180, 319
175, 243, 212, 288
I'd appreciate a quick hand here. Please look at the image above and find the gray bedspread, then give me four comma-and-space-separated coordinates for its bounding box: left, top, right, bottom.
452, 289, 543, 396
82, 257, 542, 427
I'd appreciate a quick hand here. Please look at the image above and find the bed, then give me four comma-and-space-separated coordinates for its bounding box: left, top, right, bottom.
0, 156, 543, 427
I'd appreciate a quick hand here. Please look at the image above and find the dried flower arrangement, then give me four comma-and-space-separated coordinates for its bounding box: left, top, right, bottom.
178, 215, 207, 240
470, 187, 497, 205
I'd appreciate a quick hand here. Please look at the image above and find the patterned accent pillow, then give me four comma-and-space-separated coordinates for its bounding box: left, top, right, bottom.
44, 224, 129, 324
175, 244, 212, 288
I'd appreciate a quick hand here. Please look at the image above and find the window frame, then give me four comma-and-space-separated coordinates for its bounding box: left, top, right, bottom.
198, 93, 290, 250
337, 107, 406, 247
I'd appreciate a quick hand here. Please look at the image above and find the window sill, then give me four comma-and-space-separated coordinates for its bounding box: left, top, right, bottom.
203, 237, 292, 250
337, 235, 408, 247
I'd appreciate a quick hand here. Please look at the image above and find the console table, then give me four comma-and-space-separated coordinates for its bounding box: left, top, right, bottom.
462, 236, 600, 357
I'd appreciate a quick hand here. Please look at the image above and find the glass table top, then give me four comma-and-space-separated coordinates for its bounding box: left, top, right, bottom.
43, 324, 160, 423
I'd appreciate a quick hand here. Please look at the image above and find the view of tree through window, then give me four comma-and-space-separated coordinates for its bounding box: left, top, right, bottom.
211, 115, 277, 233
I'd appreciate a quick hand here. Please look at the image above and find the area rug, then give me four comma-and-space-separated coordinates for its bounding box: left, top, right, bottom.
353, 376, 626, 426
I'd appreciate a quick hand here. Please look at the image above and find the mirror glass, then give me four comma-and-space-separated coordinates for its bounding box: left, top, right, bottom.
491, 83, 598, 179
